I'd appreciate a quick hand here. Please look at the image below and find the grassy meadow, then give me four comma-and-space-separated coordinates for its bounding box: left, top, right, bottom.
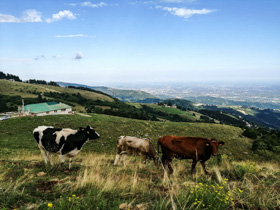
0, 114, 279, 209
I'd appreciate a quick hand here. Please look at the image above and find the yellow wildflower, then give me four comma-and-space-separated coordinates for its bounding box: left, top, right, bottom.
48, 203, 53, 208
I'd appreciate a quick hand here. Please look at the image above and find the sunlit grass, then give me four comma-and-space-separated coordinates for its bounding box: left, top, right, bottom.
1, 153, 279, 209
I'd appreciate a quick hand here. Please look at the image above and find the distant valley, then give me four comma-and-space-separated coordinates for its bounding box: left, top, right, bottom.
1, 71, 280, 130
57, 82, 160, 103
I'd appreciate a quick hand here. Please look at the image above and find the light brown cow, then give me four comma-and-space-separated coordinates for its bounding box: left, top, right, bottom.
113, 136, 157, 165
158, 135, 225, 174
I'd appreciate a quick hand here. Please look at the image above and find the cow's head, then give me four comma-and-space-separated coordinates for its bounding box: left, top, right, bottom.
205, 139, 225, 156
80, 125, 100, 140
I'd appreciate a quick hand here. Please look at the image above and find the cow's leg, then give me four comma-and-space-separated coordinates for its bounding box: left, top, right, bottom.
47, 152, 54, 166
200, 161, 209, 175
114, 154, 121, 166
59, 154, 66, 167
122, 154, 127, 166
69, 157, 73, 169
143, 156, 149, 164
39, 147, 48, 165
162, 155, 173, 174
191, 159, 198, 174
167, 161, 173, 174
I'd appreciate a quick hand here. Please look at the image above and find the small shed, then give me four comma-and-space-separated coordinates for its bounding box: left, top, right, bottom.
20, 102, 72, 116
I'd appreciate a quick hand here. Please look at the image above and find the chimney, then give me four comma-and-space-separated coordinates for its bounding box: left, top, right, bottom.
22, 99, 24, 113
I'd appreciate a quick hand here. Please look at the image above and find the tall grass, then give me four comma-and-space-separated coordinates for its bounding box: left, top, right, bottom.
0, 115, 279, 209
0, 153, 279, 209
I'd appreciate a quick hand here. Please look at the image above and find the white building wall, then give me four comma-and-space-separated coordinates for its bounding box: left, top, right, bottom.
34, 108, 72, 116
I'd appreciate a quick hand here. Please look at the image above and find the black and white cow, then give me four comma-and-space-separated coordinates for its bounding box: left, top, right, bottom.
33, 125, 100, 169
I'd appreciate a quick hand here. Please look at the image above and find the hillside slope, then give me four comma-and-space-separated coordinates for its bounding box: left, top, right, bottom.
1, 114, 279, 209
0, 79, 113, 101
0, 79, 114, 112
0, 114, 254, 161
57, 81, 160, 103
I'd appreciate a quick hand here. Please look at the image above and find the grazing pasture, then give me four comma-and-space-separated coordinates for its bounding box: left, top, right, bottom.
0, 114, 279, 209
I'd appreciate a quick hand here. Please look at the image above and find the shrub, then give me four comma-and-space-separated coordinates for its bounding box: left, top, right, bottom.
243, 128, 258, 139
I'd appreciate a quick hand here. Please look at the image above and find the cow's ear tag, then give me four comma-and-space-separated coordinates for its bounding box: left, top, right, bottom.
87, 131, 90, 134
206, 143, 210, 146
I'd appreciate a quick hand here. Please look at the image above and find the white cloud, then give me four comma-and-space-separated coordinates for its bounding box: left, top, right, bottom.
75, 52, 83, 60
68, 3, 79, 7
54, 34, 96, 38
22, 10, 42, 22
0, 9, 42, 23
0, 14, 19, 23
46, 10, 76, 23
160, 7, 215, 18
81, 1, 107, 7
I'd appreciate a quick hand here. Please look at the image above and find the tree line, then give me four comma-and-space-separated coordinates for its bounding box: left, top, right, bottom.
243, 127, 280, 160
0, 71, 59, 86
0, 71, 22, 82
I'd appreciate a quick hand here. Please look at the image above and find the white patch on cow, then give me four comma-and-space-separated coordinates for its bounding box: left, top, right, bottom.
95, 131, 100, 137
33, 126, 54, 141
54, 128, 77, 144
67, 148, 80, 157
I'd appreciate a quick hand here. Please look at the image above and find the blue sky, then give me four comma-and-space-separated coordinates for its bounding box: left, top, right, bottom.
0, 0, 279, 85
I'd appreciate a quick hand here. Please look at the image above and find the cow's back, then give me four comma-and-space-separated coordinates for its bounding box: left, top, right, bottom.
33, 126, 54, 143
34, 126, 67, 153
118, 136, 152, 155
158, 135, 207, 158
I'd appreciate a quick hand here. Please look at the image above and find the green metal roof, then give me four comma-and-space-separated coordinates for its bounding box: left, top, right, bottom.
23, 102, 71, 114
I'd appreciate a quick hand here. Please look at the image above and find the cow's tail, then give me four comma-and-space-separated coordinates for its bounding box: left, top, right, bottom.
157, 138, 162, 154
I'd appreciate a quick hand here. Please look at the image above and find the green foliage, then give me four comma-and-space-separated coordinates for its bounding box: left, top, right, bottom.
199, 109, 246, 127
162, 98, 195, 110
26, 80, 59, 86
232, 161, 261, 179
0, 71, 22, 82
243, 128, 258, 139
179, 179, 236, 209
0, 94, 49, 112
251, 130, 280, 160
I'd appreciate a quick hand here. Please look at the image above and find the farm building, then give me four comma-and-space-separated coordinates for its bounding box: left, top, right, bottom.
19, 102, 72, 116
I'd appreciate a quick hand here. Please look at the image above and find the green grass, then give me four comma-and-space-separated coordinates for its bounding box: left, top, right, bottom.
0, 79, 115, 113
146, 104, 203, 122
0, 114, 253, 159
0, 114, 279, 209
0, 79, 113, 109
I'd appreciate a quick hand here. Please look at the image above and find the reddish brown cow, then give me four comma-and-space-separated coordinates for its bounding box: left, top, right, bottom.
158, 135, 225, 174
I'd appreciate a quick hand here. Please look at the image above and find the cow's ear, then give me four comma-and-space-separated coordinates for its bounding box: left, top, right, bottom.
218, 141, 225, 146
